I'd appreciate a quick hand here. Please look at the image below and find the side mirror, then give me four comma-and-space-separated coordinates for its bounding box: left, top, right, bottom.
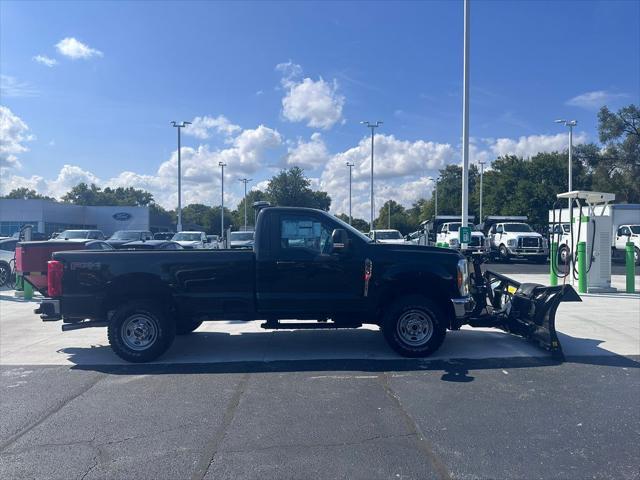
331, 229, 349, 253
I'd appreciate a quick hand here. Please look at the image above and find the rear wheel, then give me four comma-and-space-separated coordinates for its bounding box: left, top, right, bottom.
108, 300, 175, 363
382, 296, 446, 358
558, 245, 571, 265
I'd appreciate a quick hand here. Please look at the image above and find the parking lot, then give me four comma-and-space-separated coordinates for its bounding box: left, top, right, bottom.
0, 262, 638, 480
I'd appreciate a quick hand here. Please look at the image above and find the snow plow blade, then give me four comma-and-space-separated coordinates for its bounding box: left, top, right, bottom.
472, 271, 581, 360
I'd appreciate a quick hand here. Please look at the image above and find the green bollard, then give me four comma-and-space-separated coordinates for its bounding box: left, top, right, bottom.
626, 242, 636, 293
23, 276, 33, 300
577, 241, 587, 293
15, 273, 23, 291
550, 242, 558, 286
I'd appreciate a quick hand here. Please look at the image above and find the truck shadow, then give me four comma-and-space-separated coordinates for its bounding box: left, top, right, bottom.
60, 328, 639, 381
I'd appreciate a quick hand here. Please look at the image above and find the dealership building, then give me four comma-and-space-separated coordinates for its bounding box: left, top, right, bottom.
0, 199, 166, 237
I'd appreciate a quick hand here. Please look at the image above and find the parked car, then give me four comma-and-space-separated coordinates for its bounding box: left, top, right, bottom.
122, 240, 183, 250
0, 239, 18, 286
206, 235, 221, 249
171, 231, 208, 249
107, 230, 154, 249
153, 232, 175, 241
229, 231, 255, 249
36, 206, 579, 363
369, 229, 406, 244
53, 229, 105, 241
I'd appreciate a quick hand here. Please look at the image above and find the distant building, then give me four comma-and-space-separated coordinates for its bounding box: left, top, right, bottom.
0, 199, 159, 237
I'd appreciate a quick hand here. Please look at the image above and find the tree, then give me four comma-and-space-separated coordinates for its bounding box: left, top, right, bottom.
2, 188, 54, 201
374, 200, 417, 235
335, 213, 369, 232
232, 190, 268, 229
265, 167, 331, 210
61, 183, 154, 206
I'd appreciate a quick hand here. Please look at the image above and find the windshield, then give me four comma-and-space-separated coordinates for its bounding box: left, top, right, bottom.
230, 232, 254, 241
503, 223, 533, 233
376, 231, 403, 240
447, 223, 462, 232
172, 233, 201, 241
630, 226, 640, 234
109, 231, 141, 240
58, 230, 88, 239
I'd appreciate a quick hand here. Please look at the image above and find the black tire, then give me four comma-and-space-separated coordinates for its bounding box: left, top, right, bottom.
107, 300, 176, 363
382, 295, 447, 358
0, 262, 10, 287
499, 244, 510, 263
558, 245, 571, 265
635, 247, 639, 266
176, 318, 203, 335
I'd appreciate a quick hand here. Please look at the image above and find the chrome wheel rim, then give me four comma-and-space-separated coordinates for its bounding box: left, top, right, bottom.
397, 309, 434, 347
0, 266, 8, 285
121, 314, 158, 351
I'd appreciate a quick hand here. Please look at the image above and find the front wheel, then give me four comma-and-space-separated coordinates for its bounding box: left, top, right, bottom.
382, 296, 446, 358
0, 262, 11, 287
108, 300, 176, 363
558, 245, 571, 265
499, 244, 510, 262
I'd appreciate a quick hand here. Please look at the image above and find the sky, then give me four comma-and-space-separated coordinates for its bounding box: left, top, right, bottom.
1, 0, 638, 219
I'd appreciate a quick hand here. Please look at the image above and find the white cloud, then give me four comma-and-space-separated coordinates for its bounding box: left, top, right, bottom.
55, 37, 103, 60
321, 134, 454, 219
489, 132, 587, 159
32, 55, 58, 67
277, 62, 345, 129
286, 133, 330, 169
184, 115, 241, 139
0, 75, 38, 97
566, 90, 628, 110
0, 106, 35, 170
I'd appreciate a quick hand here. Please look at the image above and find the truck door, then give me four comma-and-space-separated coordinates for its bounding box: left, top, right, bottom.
256, 212, 364, 315
437, 224, 447, 244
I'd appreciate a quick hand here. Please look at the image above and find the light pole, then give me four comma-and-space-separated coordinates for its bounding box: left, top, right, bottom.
171, 121, 191, 232
555, 119, 578, 200
219, 162, 226, 238
361, 121, 383, 231
478, 160, 485, 223
388, 201, 391, 229
460, 0, 471, 250
428, 176, 439, 216
238, 178, 252, 230
346, 162, 354, 225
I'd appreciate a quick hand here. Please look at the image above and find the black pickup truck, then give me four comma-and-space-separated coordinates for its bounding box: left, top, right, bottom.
36, 207, 579, 362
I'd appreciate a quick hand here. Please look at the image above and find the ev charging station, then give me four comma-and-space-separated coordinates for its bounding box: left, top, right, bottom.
554, 191, 616, 293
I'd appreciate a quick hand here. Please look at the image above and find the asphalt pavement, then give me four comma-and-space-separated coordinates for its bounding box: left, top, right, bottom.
1, 265, 639, 480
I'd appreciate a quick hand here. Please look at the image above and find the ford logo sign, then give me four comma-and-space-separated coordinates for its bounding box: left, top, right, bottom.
112, 212, 132, 221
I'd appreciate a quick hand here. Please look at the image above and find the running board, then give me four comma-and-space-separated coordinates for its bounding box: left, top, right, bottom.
261, 321, 362, 330
62, 321, 107, 331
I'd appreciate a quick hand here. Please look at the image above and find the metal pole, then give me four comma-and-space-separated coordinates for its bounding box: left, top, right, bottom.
568, 123, 573, 193
388, 201, 391, 229
219, 162, 226, 237
370, 127, 374, 230
361, 121, 382, 231
171, 121, 191, 232
346, 162, 354, 225
239, 178, 252, 230
435, 179, 438, 216
479, 161, 484, 222
177, 126, 182, 232
460, 0, 470, 250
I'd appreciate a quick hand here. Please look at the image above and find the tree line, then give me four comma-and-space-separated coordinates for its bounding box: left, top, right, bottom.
3, 104, 637, 235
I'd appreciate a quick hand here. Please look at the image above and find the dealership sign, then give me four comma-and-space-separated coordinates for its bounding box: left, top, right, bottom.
112, 212, 132, 221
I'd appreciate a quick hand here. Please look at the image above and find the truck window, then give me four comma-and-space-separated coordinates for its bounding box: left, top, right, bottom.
281, 216, 332, 255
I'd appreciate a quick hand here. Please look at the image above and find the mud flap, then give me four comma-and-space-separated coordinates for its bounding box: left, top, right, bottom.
483, 271, 581, 360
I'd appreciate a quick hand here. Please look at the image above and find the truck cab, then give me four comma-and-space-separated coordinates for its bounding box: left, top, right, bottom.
614, 224, 640, 264
484, 216, 548, 262
436, 222, 486, 252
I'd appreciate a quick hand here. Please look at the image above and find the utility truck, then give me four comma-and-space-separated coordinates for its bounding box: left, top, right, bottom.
420, 216, 485, 251
482, 216, 548, 262
549, 204, 640, 265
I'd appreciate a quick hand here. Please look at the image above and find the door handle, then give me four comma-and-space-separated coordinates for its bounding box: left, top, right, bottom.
276, 261, 296, 265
